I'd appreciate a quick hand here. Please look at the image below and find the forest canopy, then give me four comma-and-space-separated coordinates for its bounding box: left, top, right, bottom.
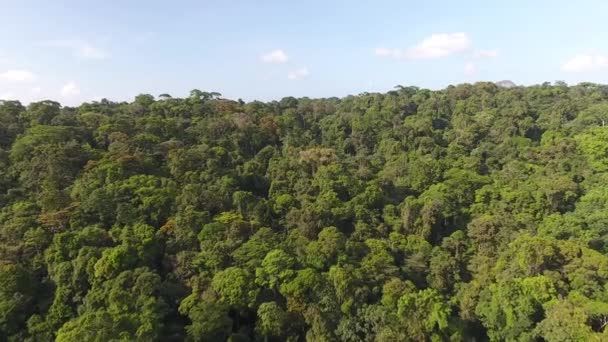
2, 82, 608, 341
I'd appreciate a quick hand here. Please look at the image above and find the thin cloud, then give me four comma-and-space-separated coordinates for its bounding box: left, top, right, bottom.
561, 54, 608, 72
287, 67, 309, 80
464, 62, 476, 75
374, 47, 398, 58
61, 82, 81, 97
376, 32, 472, 60
40, 40, 109, 59
133, 32, 155, 44
0, 69, 37, 82
0, 92, 15, 100
0, 54, 11, 64
260, 49, 289, 64
474, 49, 500, 59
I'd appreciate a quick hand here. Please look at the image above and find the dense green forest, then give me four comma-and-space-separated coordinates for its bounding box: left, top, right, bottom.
2, 82, 608, 341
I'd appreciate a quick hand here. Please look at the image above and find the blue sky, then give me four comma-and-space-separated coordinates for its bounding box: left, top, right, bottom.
1, 0, 607, 105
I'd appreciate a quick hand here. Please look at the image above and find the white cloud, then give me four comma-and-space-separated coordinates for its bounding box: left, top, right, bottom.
287, 67, 309, 80
61, 82, 81, 97
41, 40, 109, 59
375, 32, 471, 60
464, 62, 476, 75
474, 49, 499, 59
0, 88, 44, 103
406, 33, 471, 59
260, 49, 289, 64
0, 92, 15, 100
0, 69, 37, 82
561, 54, 608, 72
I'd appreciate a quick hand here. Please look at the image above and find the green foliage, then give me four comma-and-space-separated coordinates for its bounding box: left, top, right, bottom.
256, 301, 290, 339
181, 299, 232, 342
397, 288, 452, 340
256, 249, 296, 290
0, 263, 38, 338
1, 84, 608, 340
575, 127, 608, 172
56, 268, 167, 341
535, 299, 598, 342
211, 267, 259, 308
476, 276, 557, 341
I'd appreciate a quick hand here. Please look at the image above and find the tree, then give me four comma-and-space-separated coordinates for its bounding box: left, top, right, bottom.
181, 299, 232, 342
256, 249, 295, 291
476, 276, 557, 341
56, 268, 168, 341
256, 302, 290, 340
212, 267, 259, 308
535, 299, 597, 342
0, 263, 38, 339
397, 288, 453, 340
0, 82, 606, 340
306, 226, 346, 270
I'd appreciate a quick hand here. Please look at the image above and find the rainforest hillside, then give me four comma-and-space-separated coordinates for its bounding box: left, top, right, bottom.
3, 82, 608, 341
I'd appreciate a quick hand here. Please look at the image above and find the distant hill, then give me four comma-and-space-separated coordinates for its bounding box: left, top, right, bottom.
495, 80, 517, 88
